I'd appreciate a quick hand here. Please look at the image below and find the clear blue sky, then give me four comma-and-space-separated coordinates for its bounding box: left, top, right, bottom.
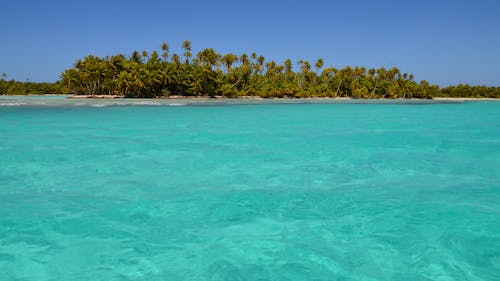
1, 0, 499, 86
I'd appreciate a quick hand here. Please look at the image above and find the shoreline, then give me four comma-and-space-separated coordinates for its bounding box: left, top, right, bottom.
3, 94, 500, 101
65, 95, 354, 100
431, 97, 500, 101
67, 95, 124, 99
58, 95, 500, 101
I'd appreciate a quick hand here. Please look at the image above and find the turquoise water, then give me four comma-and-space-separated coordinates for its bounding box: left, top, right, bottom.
1, 98, 499, 280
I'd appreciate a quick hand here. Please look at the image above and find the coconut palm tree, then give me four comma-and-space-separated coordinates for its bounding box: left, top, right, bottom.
182, 40, 192, 65
221, 53, 238, 72
161, 42, 169, 62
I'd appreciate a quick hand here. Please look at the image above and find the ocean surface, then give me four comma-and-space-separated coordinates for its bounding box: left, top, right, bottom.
1, 97, 499, 280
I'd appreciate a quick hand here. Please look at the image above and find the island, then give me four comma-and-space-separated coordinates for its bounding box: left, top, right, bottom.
1, 41, 499, 99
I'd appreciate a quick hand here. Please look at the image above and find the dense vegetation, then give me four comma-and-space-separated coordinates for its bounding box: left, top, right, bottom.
1, 41, 499, 98
0, 80, 61, 96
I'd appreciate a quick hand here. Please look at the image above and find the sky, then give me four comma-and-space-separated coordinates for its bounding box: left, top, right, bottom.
1, 0, 499, 86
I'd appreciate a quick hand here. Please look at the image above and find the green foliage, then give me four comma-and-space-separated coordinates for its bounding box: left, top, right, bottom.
0, 76, 64, 95
441, 84, 500, 98
0, 81, 8, 96
2, 42, 499, 98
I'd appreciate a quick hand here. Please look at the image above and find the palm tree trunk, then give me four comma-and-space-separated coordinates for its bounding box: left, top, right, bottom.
335, 80, 342, 97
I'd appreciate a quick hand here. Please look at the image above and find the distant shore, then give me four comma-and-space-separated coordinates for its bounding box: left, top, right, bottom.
67, 95, 124, 99
65, 95, 353, 100
3, 94, 499, 101
431, 97, 500, 101
63, 95, 500, 101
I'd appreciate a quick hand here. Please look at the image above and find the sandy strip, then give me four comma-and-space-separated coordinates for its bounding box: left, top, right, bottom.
432, 97, 500, 101
67, 95, 124, 99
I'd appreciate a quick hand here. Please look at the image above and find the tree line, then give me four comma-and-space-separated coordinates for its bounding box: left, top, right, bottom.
1, 41, 499, 98
0, 81, 60, 96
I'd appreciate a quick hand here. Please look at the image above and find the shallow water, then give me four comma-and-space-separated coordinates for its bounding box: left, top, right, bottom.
1, 98, 499, 280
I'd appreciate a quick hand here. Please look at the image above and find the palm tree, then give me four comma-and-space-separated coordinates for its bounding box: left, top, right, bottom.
117, 71, 132, 96
314, 58, 324, 73
297, 60, 310, 91
141, 51, 149, 63
371, 67, 387, 98
240, 54, 249, 66
334, 66, 353, 97
60, 69, 79, 92
301, 60, 311, 73
314, 58, 324, 87
196, 48, 220, 68
131, 51, 142, 63
257, 55, 265, 70
182, 40, 192, 65
171, 53, 180, 64
320, 67, 336, 96
161, 42, 169, 62
221, 53, 238, 72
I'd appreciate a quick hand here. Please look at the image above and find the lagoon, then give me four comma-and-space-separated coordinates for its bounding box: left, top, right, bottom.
1, 98, 499, 280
